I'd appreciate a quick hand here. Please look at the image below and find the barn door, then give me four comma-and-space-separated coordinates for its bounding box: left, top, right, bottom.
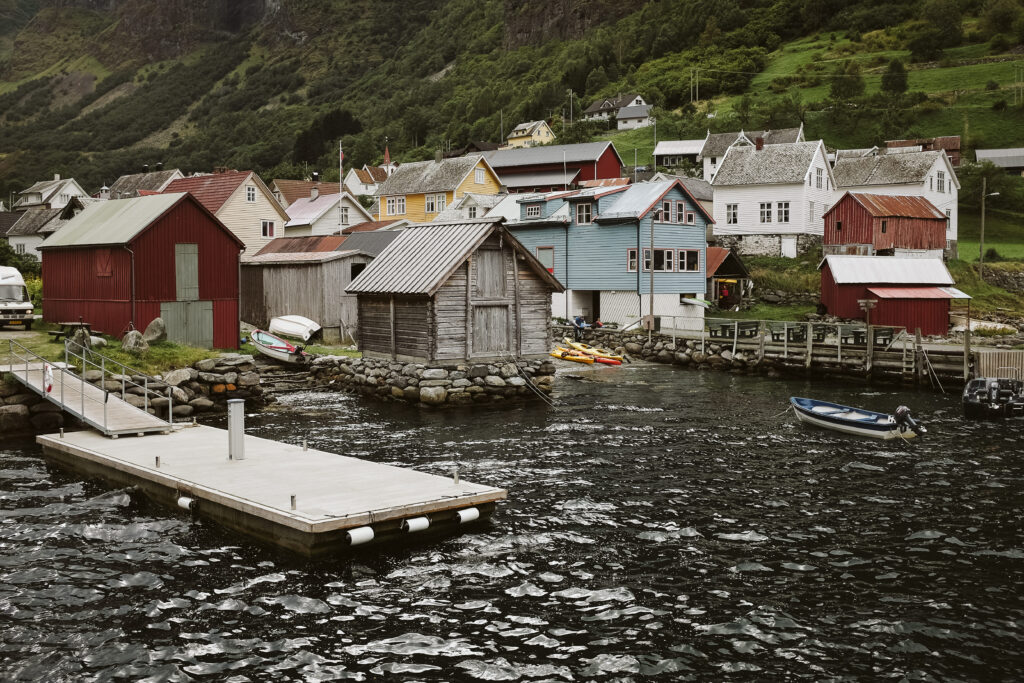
161, 300, 214, 348
175, 243, 199, 301
472, 305, 509, 354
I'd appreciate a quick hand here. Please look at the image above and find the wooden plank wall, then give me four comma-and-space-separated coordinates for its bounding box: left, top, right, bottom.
516, 258, 554, 355
976, 350, 1024, 379
357, 296, 393, 355
239, 267, 266, 327
394, 298, 430, 358
434, 264, 468, 360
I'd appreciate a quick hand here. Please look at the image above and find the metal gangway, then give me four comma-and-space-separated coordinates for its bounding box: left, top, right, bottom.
2, 339, 178, 437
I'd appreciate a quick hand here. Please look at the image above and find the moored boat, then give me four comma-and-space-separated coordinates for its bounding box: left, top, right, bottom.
250, 329, 310, 365
561, 338, 625, 361
963, 377, 1024, 419
550, 348, 595, 364
790, 396, 925, 440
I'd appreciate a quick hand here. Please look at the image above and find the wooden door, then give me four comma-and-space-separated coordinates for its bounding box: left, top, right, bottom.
472, 305, 509, 354
175, 243, 199, 301
161, 300, 214, 348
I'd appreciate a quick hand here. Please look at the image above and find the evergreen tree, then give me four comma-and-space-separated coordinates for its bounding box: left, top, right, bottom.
829, 61, 866, 102
881, 59, 908, 96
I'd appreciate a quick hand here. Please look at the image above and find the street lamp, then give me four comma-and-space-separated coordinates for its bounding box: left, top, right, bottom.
979, 175, 999, 280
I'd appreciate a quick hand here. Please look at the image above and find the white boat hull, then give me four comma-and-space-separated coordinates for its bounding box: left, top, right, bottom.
792, 408, 915, 440
269, 315, 322, 342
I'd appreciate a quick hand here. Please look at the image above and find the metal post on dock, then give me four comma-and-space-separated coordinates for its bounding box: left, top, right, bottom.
290, 494, 296, 510
167, 386, 173, 424
758, 322, 765, 361
102, 356, 107, 430
732, 321, 739, 356
144, 377, 149, 413
963, 328, 971, 381
866, 325, 874, 376
228, 398, 245, 460
453, 465, 460, 485
805, 323, 813, 369
302, 439, 307, 452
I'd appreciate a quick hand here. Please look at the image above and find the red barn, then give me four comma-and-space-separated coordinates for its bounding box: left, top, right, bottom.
823, 192, 947, 257
483, 142, 623, 192
819, 255, 969, 336
40, 193, 244, 348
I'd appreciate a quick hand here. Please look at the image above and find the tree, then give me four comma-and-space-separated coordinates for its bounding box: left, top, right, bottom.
829, 61, 866, 102
734, 94, 754, 127
981, 0, 1022, 38
920, 0, 962, 46
881, 59, 908, 96
585, 67, 609, 95
907, 26, 944, 61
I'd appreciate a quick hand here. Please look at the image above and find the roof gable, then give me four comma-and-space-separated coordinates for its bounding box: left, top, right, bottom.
712, 141, 824, 186
829, 192, 946, 220
700, 126, 803, 158
833, 150, 952, 188
482, 141, 623, 169
375, 156, 485, 196
165, 172, 287, 220
108, 169, 183, 198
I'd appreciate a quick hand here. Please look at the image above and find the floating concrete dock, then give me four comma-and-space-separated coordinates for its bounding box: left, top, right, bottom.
37, 424, 506, 556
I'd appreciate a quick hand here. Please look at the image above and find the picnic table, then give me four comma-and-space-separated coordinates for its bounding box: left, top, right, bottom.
48, 321, 92, 342
708, 321, 760, 339
769, 323, 807, 343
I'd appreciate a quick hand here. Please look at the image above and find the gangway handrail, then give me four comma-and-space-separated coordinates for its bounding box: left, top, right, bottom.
63, 340, 174, 426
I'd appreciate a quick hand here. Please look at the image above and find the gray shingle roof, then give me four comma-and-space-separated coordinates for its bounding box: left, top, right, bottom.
5, 208, 60, 237
509, 121, 545, 137
482, 142, 617, 169
583, 94, 640, 115
0, 211, 24, 237
701, 127, 803, 159
833, 150, 941, 187
712, 142, 820, 186
107, 169, 182, 198
374, 156, 482, 196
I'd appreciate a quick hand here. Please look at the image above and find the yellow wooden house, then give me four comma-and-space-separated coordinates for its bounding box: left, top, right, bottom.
375, 155, 503, 223
505, 120, 555, 149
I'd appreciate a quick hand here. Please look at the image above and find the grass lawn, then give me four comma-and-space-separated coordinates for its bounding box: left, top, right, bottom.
601, 126, 658, 168
716, 303, 816, 321
957, 208, 1024, 262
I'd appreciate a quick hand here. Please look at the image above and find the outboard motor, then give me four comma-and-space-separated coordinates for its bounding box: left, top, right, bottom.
894, 405, 926, 436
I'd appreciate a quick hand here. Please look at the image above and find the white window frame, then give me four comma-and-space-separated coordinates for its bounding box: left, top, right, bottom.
261, 220, 275, 238
386, 196, 405, 216
777, 202, 790, 223
525, 204, 541, 218
937, 171, 945, 193
15, 242, 25, 254
726, 204, 738, 225
340, 206, 349, 225
627, 248, 638, 272
678, 249, 700, 272
686, 211, 696, 225
576, 202, 593, 225
425, 194, 436, 213
642, 248, 675, 272
475, 168, 485, 184
760, 203, 772, 223
467, 206, 477, 219
536, 246, 555, 273
246, 186, 257, 202
815, 169, 823, 189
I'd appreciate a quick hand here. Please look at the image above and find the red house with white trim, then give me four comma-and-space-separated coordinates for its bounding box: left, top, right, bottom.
40, 193, 244, 348
819, 255, 969, 336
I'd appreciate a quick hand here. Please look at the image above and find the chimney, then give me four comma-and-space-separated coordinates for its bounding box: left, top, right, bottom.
54, 173, 61, 181
99, 185, 110, 200
312, 171, 319, 182
156, 162, 163, 171
310, 186, 319, 200
435, 149, 443, 163
143, 164, 149, 173
755, 137, 764, 151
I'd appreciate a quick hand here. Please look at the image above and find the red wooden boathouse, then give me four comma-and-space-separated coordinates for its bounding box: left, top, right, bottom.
482, 142, 624, 193
819, 255, 969, 336
40, 193, 244, 348
823, 192, 947, 257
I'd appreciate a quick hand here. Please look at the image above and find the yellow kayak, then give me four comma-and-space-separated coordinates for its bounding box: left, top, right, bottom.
562, 338, 625, 361
550, 348, 595, 363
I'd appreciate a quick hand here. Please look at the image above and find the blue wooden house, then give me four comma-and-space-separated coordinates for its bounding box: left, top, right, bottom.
506, 179, 713, 329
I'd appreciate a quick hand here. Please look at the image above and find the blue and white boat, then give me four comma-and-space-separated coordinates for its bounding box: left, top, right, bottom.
790, 397, 925, 440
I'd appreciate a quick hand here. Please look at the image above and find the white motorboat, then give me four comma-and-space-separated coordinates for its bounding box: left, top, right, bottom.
790, 397, 925, 440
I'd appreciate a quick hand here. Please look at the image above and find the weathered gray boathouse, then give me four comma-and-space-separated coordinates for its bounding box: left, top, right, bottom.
346, 219, 564, 363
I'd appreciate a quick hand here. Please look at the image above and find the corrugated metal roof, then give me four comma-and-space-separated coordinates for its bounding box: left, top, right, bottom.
599, 181, 674, 218
578, 177, 630, 188
822, 255, 954, 285
255, 235, 347, 255
867, 286, 969, 299
341, 219, 407, 235
976, 148, 1024, 168
39, 193, 188, 248
482, 142, 616, 168
712, 142, 820, 186
346, 221, 497, 295
846, 193, 946, 219
501, 169, 580, 188
705, 247, 731, 276
284, 192, 346, 227
243, 250, 360, 265
654, 140, 704, 156
375, 156, 483, 196
336, 230, 399, 257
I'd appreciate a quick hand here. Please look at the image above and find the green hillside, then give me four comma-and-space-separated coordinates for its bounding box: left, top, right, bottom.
0, 0, 1023, 202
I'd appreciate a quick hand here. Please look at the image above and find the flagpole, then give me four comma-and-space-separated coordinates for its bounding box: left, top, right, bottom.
339, 140, 345, 230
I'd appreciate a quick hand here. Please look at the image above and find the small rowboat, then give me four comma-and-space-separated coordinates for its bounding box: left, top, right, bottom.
790, 397, 925, 440
250, 329, 310, 365
550, 348, 594, 364
561, 338, 626, 361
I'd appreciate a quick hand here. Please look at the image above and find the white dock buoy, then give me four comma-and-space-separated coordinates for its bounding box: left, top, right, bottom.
455, 507, 480, 524
228, 399, 245, 460
345, 526, 375, 546
177, 496, 196, 511
402, 516, 430, 533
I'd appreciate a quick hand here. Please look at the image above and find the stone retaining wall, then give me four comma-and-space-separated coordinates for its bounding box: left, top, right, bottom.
309, 355, 556, 407
0, 377, 70, 436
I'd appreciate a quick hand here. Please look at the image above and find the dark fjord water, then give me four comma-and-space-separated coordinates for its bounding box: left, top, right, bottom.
1, 365, 1022, 681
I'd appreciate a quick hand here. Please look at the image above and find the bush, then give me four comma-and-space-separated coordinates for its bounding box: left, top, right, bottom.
993, 99, 1008, 111
990, 34, 1011, 53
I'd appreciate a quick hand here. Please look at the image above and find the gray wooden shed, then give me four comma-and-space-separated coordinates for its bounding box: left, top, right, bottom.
241, 249, 371, 344
346, 219, 564, 363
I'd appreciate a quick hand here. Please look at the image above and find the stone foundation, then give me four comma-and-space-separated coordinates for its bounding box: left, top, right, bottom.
715, 233, 821, 257
309, 355, 556, 407
0, 377, 71, 436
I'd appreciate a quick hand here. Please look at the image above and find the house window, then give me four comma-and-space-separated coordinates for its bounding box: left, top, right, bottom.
262, 220, 275, 238
836, 220, 842, 233
661, 201, 672, 221
726, 204, 738, 224
576, 203, 592, 224
777, 202, 790, 223
351, 263, 366, 280
686, 211, 696, 225
246, 186, 256, 202
340, 207, 349, 225
386, 196, 405, 215
15, 243, 25, 254
94, 248, 112, 276
678, 249, 700, 272
475, 168, 485, 184
536, 246, 555, 273
676, 201, 686, 222
710, 156, 717, 167
937, 171, 945, 193
815, 168, 823, 189
525, 204, 541, 218
881, 219, 887, 234
627, 248, 638, 272
436, 194, 446, 212
425, 195, 435, 213
468, 206, 477, 218
759, 203, 772, 223
642, 248, 675, 272
809, 201, 815, 223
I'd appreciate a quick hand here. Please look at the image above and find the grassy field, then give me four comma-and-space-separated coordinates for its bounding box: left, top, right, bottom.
957, 208, 1024, 262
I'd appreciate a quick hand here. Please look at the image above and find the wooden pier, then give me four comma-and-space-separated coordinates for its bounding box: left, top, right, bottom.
38, 425, 506, 556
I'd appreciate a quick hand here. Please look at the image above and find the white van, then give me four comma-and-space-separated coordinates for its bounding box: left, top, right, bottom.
0, 266, 34, 330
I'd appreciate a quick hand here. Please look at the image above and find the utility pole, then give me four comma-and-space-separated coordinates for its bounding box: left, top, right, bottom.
979, 177, 999, 281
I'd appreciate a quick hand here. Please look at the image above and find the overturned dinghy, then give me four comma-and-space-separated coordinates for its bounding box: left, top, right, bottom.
269, 315, 322, 343
790, 396, 925, 440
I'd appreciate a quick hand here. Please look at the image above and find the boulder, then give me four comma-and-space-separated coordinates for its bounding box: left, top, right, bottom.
720, 350, 734, 362
171, 405, 194, 417
89, 336, 107, 348
499, 363, 518, 379
188, 397, 215, 411
163, 369, 193, 386
4, 393, 36, 406
29, 401, 62, 414
69, 327, 92, 351
0, 382, 20, 398
199, 372, 225, 383
142, 317, 167, 343
422, 368, 448, 380
674, 352, 691, 364
656, 350, 674, 363
83, 369, 103, 382
29, 412, 63, 431
467, 365, 490, 379
419, 386, 446, 405
507, 376, 526, 387
691, 352, 708, 364
391, 386, 407, 400
121, 330, 148, 355
625, 342, 643, 355
171, 387, 190, 404
194, 359, 217, 372
403, 386, 420, 401
236, 372, 260, 387
0, 404, 30, 431
484, 375, 506, 387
